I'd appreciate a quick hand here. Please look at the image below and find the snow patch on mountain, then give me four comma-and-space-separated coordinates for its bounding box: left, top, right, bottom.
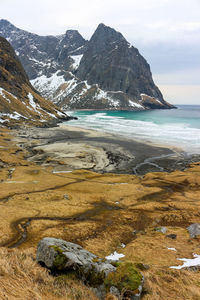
129, 100, 144, 109
31, 71, 65, 101
28, 92, 38, 112
65, 78, 78, 96
0, 87, 18, 103
27, 92, 60, 119
0, 112, 27, 123
31, 70, 149, 110
70, 54, 83, 70
96, 88, 120, 107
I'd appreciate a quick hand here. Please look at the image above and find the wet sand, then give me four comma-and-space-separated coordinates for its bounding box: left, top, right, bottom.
14, 123, 200, 175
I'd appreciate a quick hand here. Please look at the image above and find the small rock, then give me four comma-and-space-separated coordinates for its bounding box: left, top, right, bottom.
64, 194, 69, 200
155, 226, 167, 234
110, 286, 120, 298
166, 234, 177, 239
187, 223, 200, 238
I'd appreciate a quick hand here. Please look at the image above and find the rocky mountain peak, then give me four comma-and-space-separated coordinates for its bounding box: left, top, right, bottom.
0, 19, 11, 26
65, 29, 84, 40
90, 23, 126, 49
59, 29, 86, 54
0, 19, 17, 36
73, 23, 174, 110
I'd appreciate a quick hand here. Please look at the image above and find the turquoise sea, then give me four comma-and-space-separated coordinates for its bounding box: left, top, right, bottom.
65, 105, 200, 154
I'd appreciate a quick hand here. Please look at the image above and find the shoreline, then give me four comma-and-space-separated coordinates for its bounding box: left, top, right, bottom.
14, 122, 200, 175
60, 123, 184, 154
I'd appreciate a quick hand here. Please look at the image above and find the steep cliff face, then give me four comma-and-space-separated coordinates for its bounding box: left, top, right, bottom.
77, 24, 162, 99
0, 20, 174, 110
0, 36, 67, 126
74, 23, 172, 110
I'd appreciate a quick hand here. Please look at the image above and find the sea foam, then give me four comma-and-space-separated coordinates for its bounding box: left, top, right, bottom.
65, 107, 200, 154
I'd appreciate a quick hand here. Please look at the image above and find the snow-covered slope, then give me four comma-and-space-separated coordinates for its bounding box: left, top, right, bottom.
0, 36, 68, 126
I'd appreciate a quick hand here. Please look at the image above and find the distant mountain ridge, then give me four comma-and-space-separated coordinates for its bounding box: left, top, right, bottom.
0, 19, 174, 110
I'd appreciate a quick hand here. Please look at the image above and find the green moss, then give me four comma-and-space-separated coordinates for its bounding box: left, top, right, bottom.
78, 265, 105, 287
104, 261, 142, 295
49, 245, 67, 270
110, 261, 120, 268
53, 253, 67, 270
49, 245, 64, 254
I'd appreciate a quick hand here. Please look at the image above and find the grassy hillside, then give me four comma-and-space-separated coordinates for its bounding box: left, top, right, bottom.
0, 128, 200, 299
0, 36, 67, 127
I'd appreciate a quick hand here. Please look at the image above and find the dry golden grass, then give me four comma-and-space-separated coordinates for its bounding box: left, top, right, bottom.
0, 36, 64, 126
143, 268, 200, 300
0, 83, 64, 127
1, 128, 200, 299
0, 247, 98, 300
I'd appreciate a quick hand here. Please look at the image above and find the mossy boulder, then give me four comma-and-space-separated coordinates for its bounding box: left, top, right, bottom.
36, 237, 115, 284
104, 261, 143, 300
36, 238, 144, 299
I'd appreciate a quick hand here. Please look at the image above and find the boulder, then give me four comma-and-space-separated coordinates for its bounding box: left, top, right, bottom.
36, 238, 144, 299
187, 224, 200, 238
36, 237, 115, 282
104, 261, 144, 300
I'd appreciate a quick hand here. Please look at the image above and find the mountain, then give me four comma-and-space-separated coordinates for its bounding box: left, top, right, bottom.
0, 36, 68, 127
75, 23, 171, 109
0, 19, 174, 110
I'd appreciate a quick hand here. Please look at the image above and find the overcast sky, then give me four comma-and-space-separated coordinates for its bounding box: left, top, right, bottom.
1, 0, 200, 104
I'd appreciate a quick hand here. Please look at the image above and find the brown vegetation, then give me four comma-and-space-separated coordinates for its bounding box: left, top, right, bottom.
0, 36, 65, 126
0, 127, 200, 299
0, 247, 98, 300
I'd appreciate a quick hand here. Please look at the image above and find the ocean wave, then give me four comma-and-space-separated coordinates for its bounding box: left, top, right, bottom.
66, 110, 200, 154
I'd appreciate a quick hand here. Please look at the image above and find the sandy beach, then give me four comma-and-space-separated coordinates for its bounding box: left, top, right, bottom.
14, 123, 200, 175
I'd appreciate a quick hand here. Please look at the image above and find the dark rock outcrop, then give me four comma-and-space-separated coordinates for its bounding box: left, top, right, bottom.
77, 24, 166, 106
